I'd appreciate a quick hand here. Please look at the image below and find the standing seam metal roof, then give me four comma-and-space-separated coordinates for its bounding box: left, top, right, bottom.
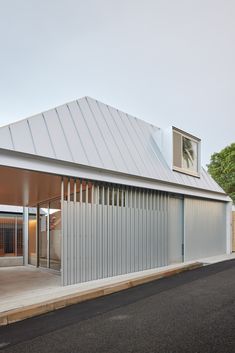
0, 96, 225, 194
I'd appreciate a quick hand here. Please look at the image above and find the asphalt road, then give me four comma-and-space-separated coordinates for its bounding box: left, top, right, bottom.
0, 260, 235, 353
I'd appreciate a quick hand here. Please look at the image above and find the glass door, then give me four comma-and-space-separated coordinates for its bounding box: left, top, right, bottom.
38, 200, 61, 271
39, 203, 49, 268
49, 199, 61, 271
28, 210, 37, 266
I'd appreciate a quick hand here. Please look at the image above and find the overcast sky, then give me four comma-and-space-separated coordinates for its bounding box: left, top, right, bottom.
0, 0, 234, 166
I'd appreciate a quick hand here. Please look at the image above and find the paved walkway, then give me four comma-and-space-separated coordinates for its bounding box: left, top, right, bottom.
0, 253, 235, 323
0, 266, 60, 312
0, 262, 199, 317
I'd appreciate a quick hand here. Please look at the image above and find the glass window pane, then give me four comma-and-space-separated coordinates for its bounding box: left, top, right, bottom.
182, 137, 198, 172
49, 199, 61, 271
0, 214, 23, 257
28, 211, 37, 266
39, 203, 49, 268
17, 216, 23, 256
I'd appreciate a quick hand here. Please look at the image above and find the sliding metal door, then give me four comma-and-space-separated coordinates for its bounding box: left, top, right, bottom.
168, 196, 184, 264
184, 197, 226, 261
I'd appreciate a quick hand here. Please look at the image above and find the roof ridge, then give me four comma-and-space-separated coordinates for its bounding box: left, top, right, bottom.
0, 96, 89, 129
0, 96, 160, 132
84, 96, 160, 130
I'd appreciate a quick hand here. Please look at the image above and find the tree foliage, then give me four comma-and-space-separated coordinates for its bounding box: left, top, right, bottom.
207, 143, 235, 203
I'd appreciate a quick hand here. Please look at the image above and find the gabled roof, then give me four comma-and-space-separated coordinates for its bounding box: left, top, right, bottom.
0, 96, 225, 194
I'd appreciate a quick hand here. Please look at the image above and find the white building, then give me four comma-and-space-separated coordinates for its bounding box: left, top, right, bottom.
0, 97, 232, 285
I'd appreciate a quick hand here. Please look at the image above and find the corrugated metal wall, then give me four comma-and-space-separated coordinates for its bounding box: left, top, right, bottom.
62, 183, 170, 286
184, 197, 226, 261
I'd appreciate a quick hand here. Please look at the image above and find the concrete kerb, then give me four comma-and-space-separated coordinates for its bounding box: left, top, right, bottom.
0, 262, 203, 326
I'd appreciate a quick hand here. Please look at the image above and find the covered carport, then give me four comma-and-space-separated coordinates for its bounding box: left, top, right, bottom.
0, 151, 64, 303
0, 148, 67, 313
0, 160, 62, 266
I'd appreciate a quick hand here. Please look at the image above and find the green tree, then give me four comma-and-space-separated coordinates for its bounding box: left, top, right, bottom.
207, 143, 235, 203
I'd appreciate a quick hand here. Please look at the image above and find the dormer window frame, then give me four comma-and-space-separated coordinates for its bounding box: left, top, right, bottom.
172, 127, 201, 178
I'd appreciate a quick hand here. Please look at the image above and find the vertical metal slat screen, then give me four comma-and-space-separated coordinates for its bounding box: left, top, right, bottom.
62, 181, 170, 286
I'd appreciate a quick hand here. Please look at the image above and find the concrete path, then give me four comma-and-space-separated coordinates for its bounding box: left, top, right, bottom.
0, 262, 202, 325
0, 266, 60, 312
0, 259, 235, 353
0, 253, 235, 325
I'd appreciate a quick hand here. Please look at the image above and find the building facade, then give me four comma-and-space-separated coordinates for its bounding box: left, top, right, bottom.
0, 97, 232, 285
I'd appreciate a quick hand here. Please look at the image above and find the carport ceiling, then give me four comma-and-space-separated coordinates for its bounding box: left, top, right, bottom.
0, 166, 61, 206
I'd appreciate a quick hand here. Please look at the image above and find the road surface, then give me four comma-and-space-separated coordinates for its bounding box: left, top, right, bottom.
0, 259, 235, 353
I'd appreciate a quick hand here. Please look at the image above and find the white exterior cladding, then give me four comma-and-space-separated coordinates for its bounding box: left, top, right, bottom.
0, 96, 232, 286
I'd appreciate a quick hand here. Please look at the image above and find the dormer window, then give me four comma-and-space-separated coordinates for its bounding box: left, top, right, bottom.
173, 127, 200, 177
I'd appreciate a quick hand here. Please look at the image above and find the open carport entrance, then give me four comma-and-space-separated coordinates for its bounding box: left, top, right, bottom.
0, 165, 62, 272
